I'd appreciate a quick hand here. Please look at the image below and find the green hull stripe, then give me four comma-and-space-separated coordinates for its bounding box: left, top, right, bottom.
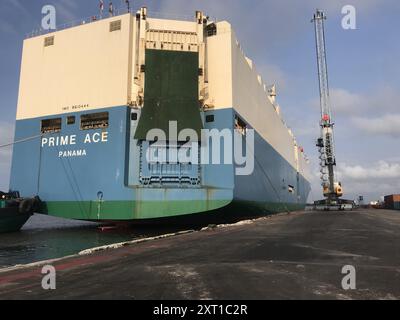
41, 200, 232, 221
41, 199, 306, 221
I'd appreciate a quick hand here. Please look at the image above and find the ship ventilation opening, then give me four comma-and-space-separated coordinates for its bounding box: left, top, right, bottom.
44, 36, 54, 47
80, 112, 109, 130
235, 115, 247, 136
109, 20, 122, 32
205, 23, 217, 37
41, 118, 61, 134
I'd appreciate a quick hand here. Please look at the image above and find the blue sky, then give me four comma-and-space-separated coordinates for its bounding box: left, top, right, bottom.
0, 0, 399, 202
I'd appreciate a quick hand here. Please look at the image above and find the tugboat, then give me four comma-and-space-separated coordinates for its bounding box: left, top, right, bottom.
0, 191, 40, 233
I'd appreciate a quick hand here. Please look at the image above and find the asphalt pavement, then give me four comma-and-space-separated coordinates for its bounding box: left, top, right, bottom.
0, 209, 399, 300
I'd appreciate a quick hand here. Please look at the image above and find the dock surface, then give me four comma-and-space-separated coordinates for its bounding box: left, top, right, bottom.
1, 209, 399, 300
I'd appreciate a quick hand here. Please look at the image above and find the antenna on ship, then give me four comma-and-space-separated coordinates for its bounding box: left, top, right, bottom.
311, 9, 352, 211
99, 0, 104, 18
109, 1, 114, 17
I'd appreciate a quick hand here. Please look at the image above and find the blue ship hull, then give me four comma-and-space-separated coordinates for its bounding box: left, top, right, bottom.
10, 106, 311, 221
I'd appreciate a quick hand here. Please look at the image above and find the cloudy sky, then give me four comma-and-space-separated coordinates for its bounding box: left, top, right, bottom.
0, 0, 399, 202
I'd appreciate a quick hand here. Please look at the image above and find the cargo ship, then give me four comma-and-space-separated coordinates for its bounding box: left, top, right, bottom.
9, 8, 311, 221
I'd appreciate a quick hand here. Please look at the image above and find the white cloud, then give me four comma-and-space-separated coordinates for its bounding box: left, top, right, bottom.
309, 87, 400, 137
329, 88, 365, 114
341, 179, 399, 202
325, 161, 400, 201
309, 160, 400, 202
338, 161, 400, 181
311, 87, 400, 116
352, 114, 400, 137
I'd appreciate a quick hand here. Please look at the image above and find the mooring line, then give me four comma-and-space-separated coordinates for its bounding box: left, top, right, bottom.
0, 134, 43, 149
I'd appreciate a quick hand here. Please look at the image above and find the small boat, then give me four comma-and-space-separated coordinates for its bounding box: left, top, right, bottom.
0, 191, 40, 233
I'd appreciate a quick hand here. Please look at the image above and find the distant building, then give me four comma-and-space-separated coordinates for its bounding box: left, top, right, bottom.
384, 195, 400, 210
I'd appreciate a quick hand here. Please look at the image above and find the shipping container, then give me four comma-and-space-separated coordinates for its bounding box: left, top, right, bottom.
384, 194, 400, 209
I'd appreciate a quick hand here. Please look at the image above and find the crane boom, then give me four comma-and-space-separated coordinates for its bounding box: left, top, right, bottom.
313, 10, 331, 120
312, 9, 343, 203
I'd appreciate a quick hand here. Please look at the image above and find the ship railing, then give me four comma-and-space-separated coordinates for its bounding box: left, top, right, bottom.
26, 7, 222, 39
146, 11, 195, 22
26, 7, 132, 39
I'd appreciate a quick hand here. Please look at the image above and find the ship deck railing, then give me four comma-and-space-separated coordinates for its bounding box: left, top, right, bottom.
26, 8, 197, 39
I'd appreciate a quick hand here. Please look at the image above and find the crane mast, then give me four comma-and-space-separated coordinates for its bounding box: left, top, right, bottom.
312, 9, 343, 204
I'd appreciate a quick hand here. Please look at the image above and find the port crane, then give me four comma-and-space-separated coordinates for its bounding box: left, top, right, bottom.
312, 10, 344, 206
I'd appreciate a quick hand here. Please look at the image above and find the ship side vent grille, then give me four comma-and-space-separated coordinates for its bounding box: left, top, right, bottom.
67, 116, 76, 125
41, 118, 61, 134
139, 141, 201, 187
109, 20, 122, 32
80, 112, 109, 130
146, 29, 198, 52
44, 36, 54, 47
